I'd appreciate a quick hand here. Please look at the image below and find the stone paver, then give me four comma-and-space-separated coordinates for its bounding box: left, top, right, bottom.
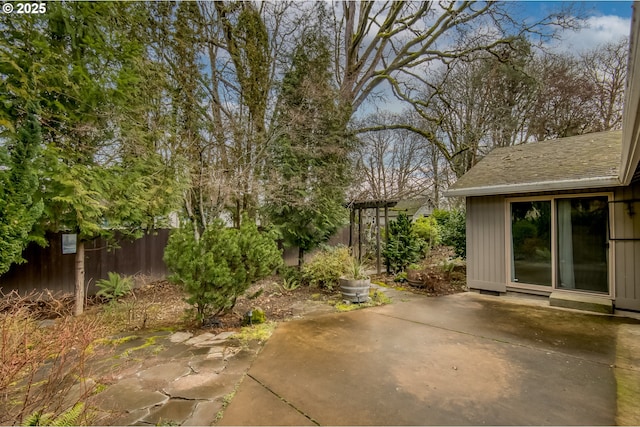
207, 345, 241, 360
164, 372, 236, 400
185, 331, 236, 347
143, 399, 199, 425
139, 362, 191, 381
169, 331, 194, 343
215, 331, 237, 340
182, 400, 224, 426
104, 408, 150, 426
188, 357, 227, 374
85, 294, 347, 426
90, 330, 255, 426
97, 378, 169, 412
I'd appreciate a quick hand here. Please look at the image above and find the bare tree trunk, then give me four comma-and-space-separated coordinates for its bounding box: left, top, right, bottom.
74, 240, 85, 316
375, 206, 381, 274
298, 247, 304, 268
431, 146, 440, 208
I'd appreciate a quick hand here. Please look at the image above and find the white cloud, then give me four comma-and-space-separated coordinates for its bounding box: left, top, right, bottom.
549, 15, 631, 53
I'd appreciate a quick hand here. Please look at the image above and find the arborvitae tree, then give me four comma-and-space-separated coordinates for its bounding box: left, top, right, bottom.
265, 27, 352, 266
0, 3, 180, 314
0, 105, 44, 274
383, 213, 422, 274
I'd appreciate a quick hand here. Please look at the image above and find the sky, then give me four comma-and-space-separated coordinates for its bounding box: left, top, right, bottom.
522, 1, 633, 52
522, 0, 634, 17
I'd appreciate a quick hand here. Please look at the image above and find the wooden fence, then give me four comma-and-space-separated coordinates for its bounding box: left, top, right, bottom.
1, 226, 355, 296
282, 226, 351, 266
0, 230, 171, 296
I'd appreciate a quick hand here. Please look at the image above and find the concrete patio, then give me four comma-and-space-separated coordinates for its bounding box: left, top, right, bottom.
220, 292, 640, 426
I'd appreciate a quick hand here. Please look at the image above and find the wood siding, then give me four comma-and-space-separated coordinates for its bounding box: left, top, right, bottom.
466, 196, 506, 292
467, 185, 640, 309
613, 182, 640, 310
0, 230, 170, 296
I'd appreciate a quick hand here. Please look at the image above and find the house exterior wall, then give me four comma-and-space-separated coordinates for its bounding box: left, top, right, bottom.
612, 181, 640, 310
466, 195, 506, 292
466, 183, 640, 310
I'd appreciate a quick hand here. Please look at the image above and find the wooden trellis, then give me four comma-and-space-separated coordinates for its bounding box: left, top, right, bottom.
347, 199, 398, 274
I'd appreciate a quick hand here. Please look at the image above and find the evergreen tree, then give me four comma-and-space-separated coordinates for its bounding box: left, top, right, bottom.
0, 3, 180, 314
265, 28, 352, 266
0, 105, 44, 274
383, 213, 422, 274
164, 217, 281, 323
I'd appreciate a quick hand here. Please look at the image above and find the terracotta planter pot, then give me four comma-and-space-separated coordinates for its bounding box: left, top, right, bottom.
339, 277, 371, 303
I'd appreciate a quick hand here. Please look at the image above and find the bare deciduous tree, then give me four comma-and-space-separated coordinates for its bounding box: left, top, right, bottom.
332, 1, 578, 114
148, 1, 304, 232
354, 112, 444, 201
580, 37, 629, 132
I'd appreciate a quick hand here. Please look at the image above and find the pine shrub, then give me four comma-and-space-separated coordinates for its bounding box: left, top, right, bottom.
163, 218, 282, 323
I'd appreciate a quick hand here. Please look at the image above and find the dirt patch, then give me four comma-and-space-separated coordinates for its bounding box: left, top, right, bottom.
225, 280, 338, 328
103, 278, 341, 333
373, 271, 467, 297
118, 262, 466, 334
372, 247, 468, 297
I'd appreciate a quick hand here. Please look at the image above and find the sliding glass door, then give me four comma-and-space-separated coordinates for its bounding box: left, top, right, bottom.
509, 195, 610, 294
510, 201, 552, 286
556, 197, 609, 293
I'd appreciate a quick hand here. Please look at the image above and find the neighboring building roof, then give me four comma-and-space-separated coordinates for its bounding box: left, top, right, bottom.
390, 197, 433, 217
413, 203, 434, 219
446, 130, 623, 197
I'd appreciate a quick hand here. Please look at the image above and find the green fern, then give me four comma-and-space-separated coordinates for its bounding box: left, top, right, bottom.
96, 272, 133, 301
281, 277, 300, 291
23, 403, 85, 426
23, 411, 46, 427
50, 404, 85, 427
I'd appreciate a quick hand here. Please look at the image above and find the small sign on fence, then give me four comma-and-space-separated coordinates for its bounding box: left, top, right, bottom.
62, 234, 77, 254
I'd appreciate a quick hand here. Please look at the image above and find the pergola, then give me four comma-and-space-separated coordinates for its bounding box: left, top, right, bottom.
347, 199, 398, 274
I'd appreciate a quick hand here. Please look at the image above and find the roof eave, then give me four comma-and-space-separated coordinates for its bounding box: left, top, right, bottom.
621, 4, 640, 185
445, 176, 622, 198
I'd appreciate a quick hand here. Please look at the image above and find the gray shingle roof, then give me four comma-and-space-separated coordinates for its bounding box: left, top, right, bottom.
447, 130, 623, 197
